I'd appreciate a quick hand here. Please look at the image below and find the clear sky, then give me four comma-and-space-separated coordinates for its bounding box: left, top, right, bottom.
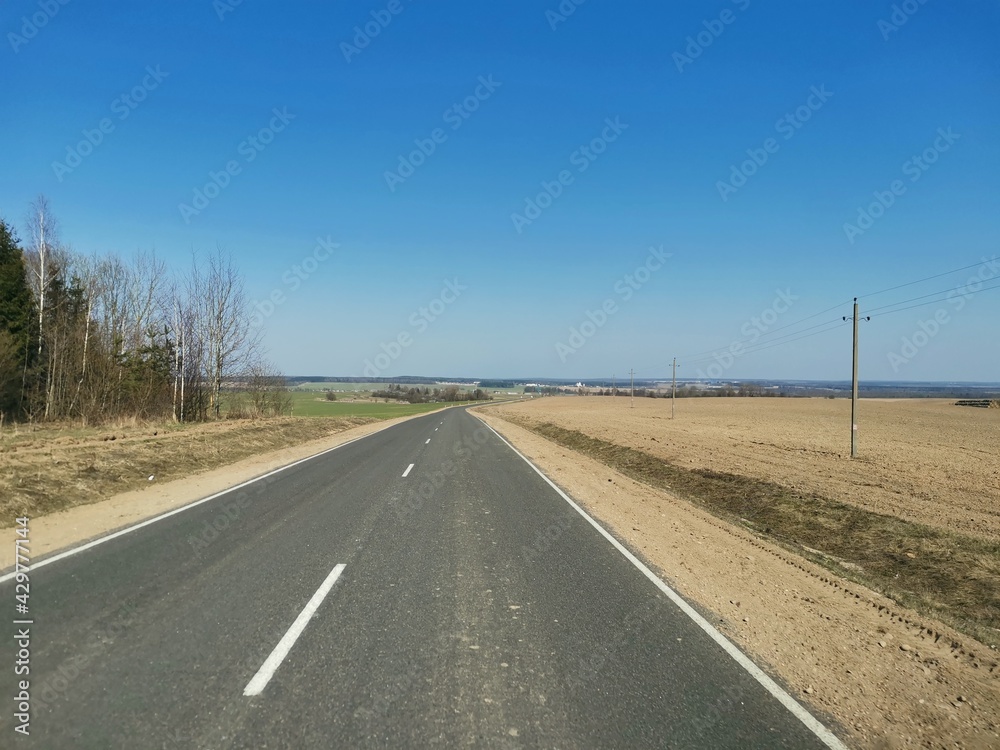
3, 0, 999, 382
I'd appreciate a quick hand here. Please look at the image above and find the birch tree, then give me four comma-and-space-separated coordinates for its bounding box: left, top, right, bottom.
199, 248, 259, 418
23, 196, 58, 360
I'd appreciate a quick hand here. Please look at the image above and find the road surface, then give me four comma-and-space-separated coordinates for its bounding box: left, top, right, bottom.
1, 407, 846, 748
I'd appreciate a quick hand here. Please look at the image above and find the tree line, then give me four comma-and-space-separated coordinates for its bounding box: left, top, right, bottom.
0, 196, 288, 426
589, 384, 784, 398
372, 384, 492, 404
520, 384, 785, 398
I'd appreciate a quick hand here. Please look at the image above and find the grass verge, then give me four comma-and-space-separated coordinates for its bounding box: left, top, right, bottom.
515, 418, 1000, 648
0, 416, 387, 524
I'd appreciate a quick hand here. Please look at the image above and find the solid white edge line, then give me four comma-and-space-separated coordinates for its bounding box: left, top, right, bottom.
402, 463, 414, 477
475, 417, 848, 750
0, 420, 405, 584
243, 563, 346, 696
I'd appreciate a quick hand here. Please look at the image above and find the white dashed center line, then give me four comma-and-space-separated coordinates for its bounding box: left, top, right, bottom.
244, 563, 346, 697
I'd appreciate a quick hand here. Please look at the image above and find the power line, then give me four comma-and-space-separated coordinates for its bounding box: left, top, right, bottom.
858, 259, 995, 300
681, 318, 846, 367
677, 300, 850, 361
717, 320, 846, 359
865, 278, 1000, 316
869, 280, 1000, 319
647, 257, 995, 379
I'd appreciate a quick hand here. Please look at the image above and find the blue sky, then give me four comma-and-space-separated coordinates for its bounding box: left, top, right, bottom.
3, 0, 999, 381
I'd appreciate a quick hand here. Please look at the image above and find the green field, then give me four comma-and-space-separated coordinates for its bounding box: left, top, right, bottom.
288, 392, 452, 418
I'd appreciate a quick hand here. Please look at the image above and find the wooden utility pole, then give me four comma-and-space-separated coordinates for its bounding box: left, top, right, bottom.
844, 298, 870, 458
671, 357, 677, 419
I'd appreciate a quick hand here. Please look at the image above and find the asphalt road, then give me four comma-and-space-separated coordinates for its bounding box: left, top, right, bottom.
1, 407, 846, 749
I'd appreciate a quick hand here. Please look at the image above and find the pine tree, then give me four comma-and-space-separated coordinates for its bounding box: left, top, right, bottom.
0, 219, 36, 417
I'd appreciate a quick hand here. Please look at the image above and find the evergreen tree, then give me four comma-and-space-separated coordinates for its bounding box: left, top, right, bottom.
0, 220, 36, 417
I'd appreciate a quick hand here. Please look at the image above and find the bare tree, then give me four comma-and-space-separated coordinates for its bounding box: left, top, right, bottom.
23, 195, 59, 361
22, 196, 69, 418
167, 275, 204, 423
65, 254, 99, 419
198, 248, 260, 418
244, 359, 291, 417
121, 250, 166, 355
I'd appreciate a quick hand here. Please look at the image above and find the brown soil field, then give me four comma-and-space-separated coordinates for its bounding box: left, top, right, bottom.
475, 400, 1000, 749
492, 397, 1000, 542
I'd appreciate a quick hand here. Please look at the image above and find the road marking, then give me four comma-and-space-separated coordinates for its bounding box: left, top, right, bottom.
402, 463, 414, 477
425, 439, 431, 444
244, 563, 346, 697
0, 424, 404, 583
435, 428, 439, 431
476, 418, 849, 750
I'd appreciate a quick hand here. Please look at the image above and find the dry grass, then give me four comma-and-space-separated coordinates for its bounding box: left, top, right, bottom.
511, 418, 1000, 648
0, 417, 377, 524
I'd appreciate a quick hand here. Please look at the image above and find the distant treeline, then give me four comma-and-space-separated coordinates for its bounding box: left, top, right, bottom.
587, 384, 783, 398
372, 385, 492, 404
596, 384, 784, 398
524, 384, 785, 398
290, 375, 479, 386
524, 386, 561, 395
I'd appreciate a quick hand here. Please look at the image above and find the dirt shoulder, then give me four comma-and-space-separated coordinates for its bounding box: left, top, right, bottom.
474, 407, 1000, 750
0, 413, 426, 571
